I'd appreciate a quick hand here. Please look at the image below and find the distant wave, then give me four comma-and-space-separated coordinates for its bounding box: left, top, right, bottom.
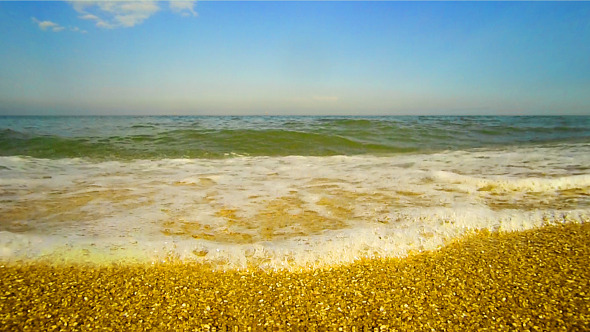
1, 116, 589, 160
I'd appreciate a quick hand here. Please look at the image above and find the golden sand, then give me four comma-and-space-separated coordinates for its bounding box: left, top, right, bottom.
1, 223, 589, 330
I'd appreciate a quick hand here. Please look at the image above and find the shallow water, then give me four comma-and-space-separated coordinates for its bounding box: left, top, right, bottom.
1, 116, 589, 269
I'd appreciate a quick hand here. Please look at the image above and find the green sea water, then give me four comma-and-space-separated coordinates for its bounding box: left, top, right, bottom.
1, 116, 589, 159
1, 115, 590, 269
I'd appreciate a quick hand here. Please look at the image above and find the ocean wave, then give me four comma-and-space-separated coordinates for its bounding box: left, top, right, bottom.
1, 144, 589, 269
1, 115, 590, 160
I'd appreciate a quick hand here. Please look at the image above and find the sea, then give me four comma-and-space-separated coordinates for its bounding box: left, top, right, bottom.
1, 115, 589, 270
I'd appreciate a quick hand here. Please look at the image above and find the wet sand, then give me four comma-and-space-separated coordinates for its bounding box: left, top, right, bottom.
1, 222, 589, 330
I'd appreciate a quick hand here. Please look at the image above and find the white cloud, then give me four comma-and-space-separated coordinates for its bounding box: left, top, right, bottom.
70, 1, 197, 29
32, 17, 86, 34
71, 0, 161, 29
170, 0, 197, 17
79, 14, 100, 21
70, 26, 88, 34
32, 17, 60, 31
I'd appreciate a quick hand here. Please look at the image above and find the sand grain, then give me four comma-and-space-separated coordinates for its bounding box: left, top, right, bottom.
1, 222, 589, 330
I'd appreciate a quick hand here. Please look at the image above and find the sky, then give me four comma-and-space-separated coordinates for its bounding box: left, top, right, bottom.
0, 1, 589, 116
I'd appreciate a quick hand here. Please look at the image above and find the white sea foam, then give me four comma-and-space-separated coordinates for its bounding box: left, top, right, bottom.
1, 143, 589, 270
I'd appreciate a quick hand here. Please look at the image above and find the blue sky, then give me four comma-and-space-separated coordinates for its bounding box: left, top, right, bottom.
0, 1, 589, 115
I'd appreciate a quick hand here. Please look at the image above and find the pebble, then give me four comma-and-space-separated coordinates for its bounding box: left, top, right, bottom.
0, 223, 589, 330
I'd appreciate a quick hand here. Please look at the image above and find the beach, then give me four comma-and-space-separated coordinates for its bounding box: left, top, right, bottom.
2, 222, 588, 330
3, 0, 590, 328
1, 115, 590, 329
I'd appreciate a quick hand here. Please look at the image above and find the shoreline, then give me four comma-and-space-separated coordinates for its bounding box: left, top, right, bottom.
1, 222, 589, 330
